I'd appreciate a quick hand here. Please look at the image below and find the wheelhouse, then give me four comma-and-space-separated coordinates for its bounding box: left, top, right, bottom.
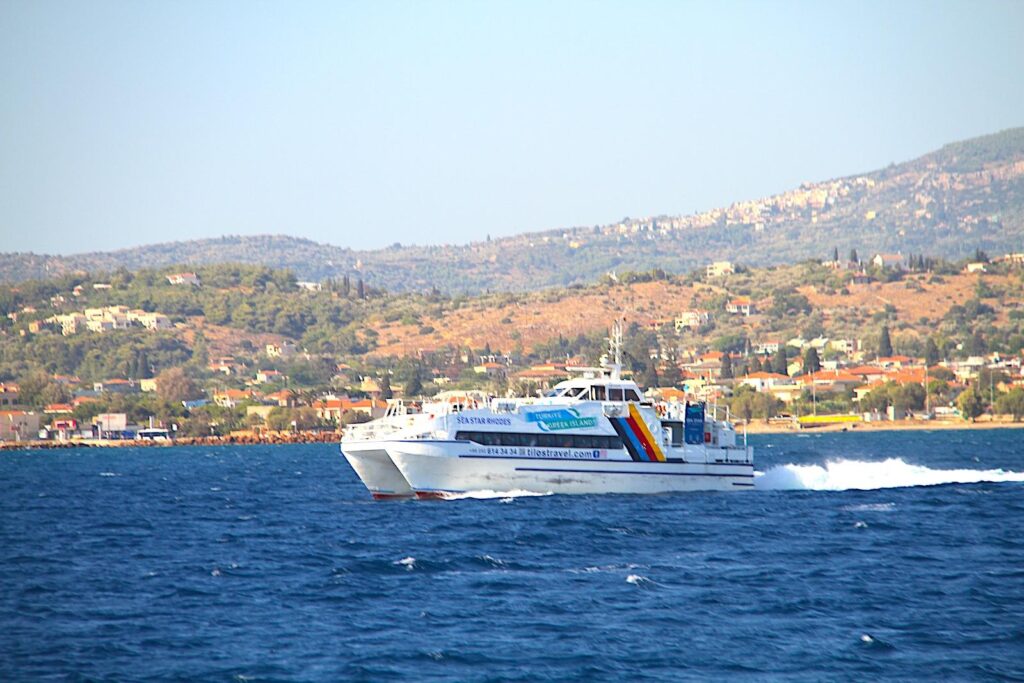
542, 378, 645, 404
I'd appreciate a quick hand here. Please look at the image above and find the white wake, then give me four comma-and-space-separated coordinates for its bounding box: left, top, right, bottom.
440, 489, 554, 500
755, 457, 1024, 491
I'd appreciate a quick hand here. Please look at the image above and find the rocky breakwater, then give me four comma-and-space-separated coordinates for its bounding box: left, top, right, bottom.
0, 430, 342, 450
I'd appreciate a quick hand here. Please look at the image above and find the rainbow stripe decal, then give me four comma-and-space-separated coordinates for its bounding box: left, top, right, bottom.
609, 404, 665, 462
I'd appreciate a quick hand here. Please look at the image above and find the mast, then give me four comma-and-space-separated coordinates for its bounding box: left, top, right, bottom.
607, 320, 624, 381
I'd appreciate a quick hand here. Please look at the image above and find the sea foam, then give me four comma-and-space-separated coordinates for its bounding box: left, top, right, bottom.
755, 457, 1024, 491
440, 489, 553, 500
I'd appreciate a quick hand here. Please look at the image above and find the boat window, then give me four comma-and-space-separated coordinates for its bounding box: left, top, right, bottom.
609, 387, 624, 401
662, 421, 684, 447
624, 389, 641, 402
455, 431, 623, 450
589, 385, 606, 400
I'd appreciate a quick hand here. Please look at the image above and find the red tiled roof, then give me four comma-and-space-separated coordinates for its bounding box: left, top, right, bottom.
216, 389, 251, 399
846, 365, 887, 376
744, 372, 790, 380
800, 370, 863, 384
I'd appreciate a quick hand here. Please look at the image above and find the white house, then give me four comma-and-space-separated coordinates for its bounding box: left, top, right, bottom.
726, 297, 756, 316
675, 310, 711, 332
266, 342, 297, 359
706, 261, 735, 278
871, 253, 905, 270
740, 372, 793, 392
166, 272, 200, 286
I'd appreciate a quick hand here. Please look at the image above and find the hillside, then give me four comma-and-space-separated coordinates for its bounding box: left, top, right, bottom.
1, 255, 1023, 436
366, 267, 1024, 361
2, 257, 1022, 382
2, 128, 1023, 292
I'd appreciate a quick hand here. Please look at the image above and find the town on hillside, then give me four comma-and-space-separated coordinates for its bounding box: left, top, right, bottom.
1, 251, 1023, 445
2, 128, 1023, 294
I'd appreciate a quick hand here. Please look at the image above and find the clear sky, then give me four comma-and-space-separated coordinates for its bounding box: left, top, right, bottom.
1, 0, 1022, 255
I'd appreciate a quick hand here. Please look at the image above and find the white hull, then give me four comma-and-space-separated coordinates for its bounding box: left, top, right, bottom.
387, 440, 754, 497
340, 441, 414, 499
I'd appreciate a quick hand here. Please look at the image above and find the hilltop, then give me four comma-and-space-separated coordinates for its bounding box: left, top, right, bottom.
2, 127, 1023, 293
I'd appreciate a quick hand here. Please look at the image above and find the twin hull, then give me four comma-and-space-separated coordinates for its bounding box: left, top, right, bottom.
341, 441, 414, 499
342, 439, 755, 498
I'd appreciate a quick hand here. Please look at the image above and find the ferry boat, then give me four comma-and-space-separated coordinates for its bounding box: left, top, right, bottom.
341, 392, 486, 499
341, 325, 754, 498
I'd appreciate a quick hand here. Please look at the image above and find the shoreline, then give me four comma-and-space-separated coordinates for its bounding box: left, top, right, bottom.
741, 419, 1024, 434
0, 430, 341, 451
3, 419, 1023, 450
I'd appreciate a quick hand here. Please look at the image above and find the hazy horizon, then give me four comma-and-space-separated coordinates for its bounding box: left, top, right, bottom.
2, 0, 1023, 256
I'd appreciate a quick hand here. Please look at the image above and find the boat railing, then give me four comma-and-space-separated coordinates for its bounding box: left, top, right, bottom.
491, 398, 519, 413
343, 413, 426, 442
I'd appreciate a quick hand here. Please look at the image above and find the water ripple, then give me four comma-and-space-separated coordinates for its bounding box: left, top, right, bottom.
1, 433, 1022, 681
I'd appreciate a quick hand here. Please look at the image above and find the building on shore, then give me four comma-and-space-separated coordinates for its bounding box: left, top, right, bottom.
0, 411, 40, 441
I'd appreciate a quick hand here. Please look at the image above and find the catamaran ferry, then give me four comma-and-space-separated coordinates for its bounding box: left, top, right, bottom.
341, 326, 754, 498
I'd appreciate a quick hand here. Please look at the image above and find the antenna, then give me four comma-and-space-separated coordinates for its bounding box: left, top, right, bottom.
607, 320, 624, 380
611, 320, 623, 366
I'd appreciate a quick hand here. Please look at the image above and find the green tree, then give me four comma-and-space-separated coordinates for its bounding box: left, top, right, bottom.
178, 411, 212, 437
878, 325, 893, 358
292, 406, 320, 430
640, 362, 659, 389
995, 388, 1024, 422
16, 370, 52, 408
729, 385, 756, 422
266, 407, 293, 431
968, 330, 987, 355
769, 288, 812, 317
39, 382, 72, 407
755, 392, 781, 423
749, 355, 763, 373
861, 383, 893, 413
404, 371, 423, 398
924, 337, 940, 366
772, 346, 788, 376
156, 367, 199, 403
341, 409, 371, 426
191, 332, 210, 369
379, 373, 393, 400
957, 387, 985, 422
803, 347, 821, 375
720, 353, 733, 379
731, 393, 755, 423
265, 406, 318, 431
661, 348, 682, 387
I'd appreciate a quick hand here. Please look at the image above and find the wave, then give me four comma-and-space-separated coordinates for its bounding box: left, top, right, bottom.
755, 457, 1024, 491
440, 489, 554, 500
626, 574, 658, 588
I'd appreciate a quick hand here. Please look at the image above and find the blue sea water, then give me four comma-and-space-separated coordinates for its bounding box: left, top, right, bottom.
2, 430, 1023, 681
